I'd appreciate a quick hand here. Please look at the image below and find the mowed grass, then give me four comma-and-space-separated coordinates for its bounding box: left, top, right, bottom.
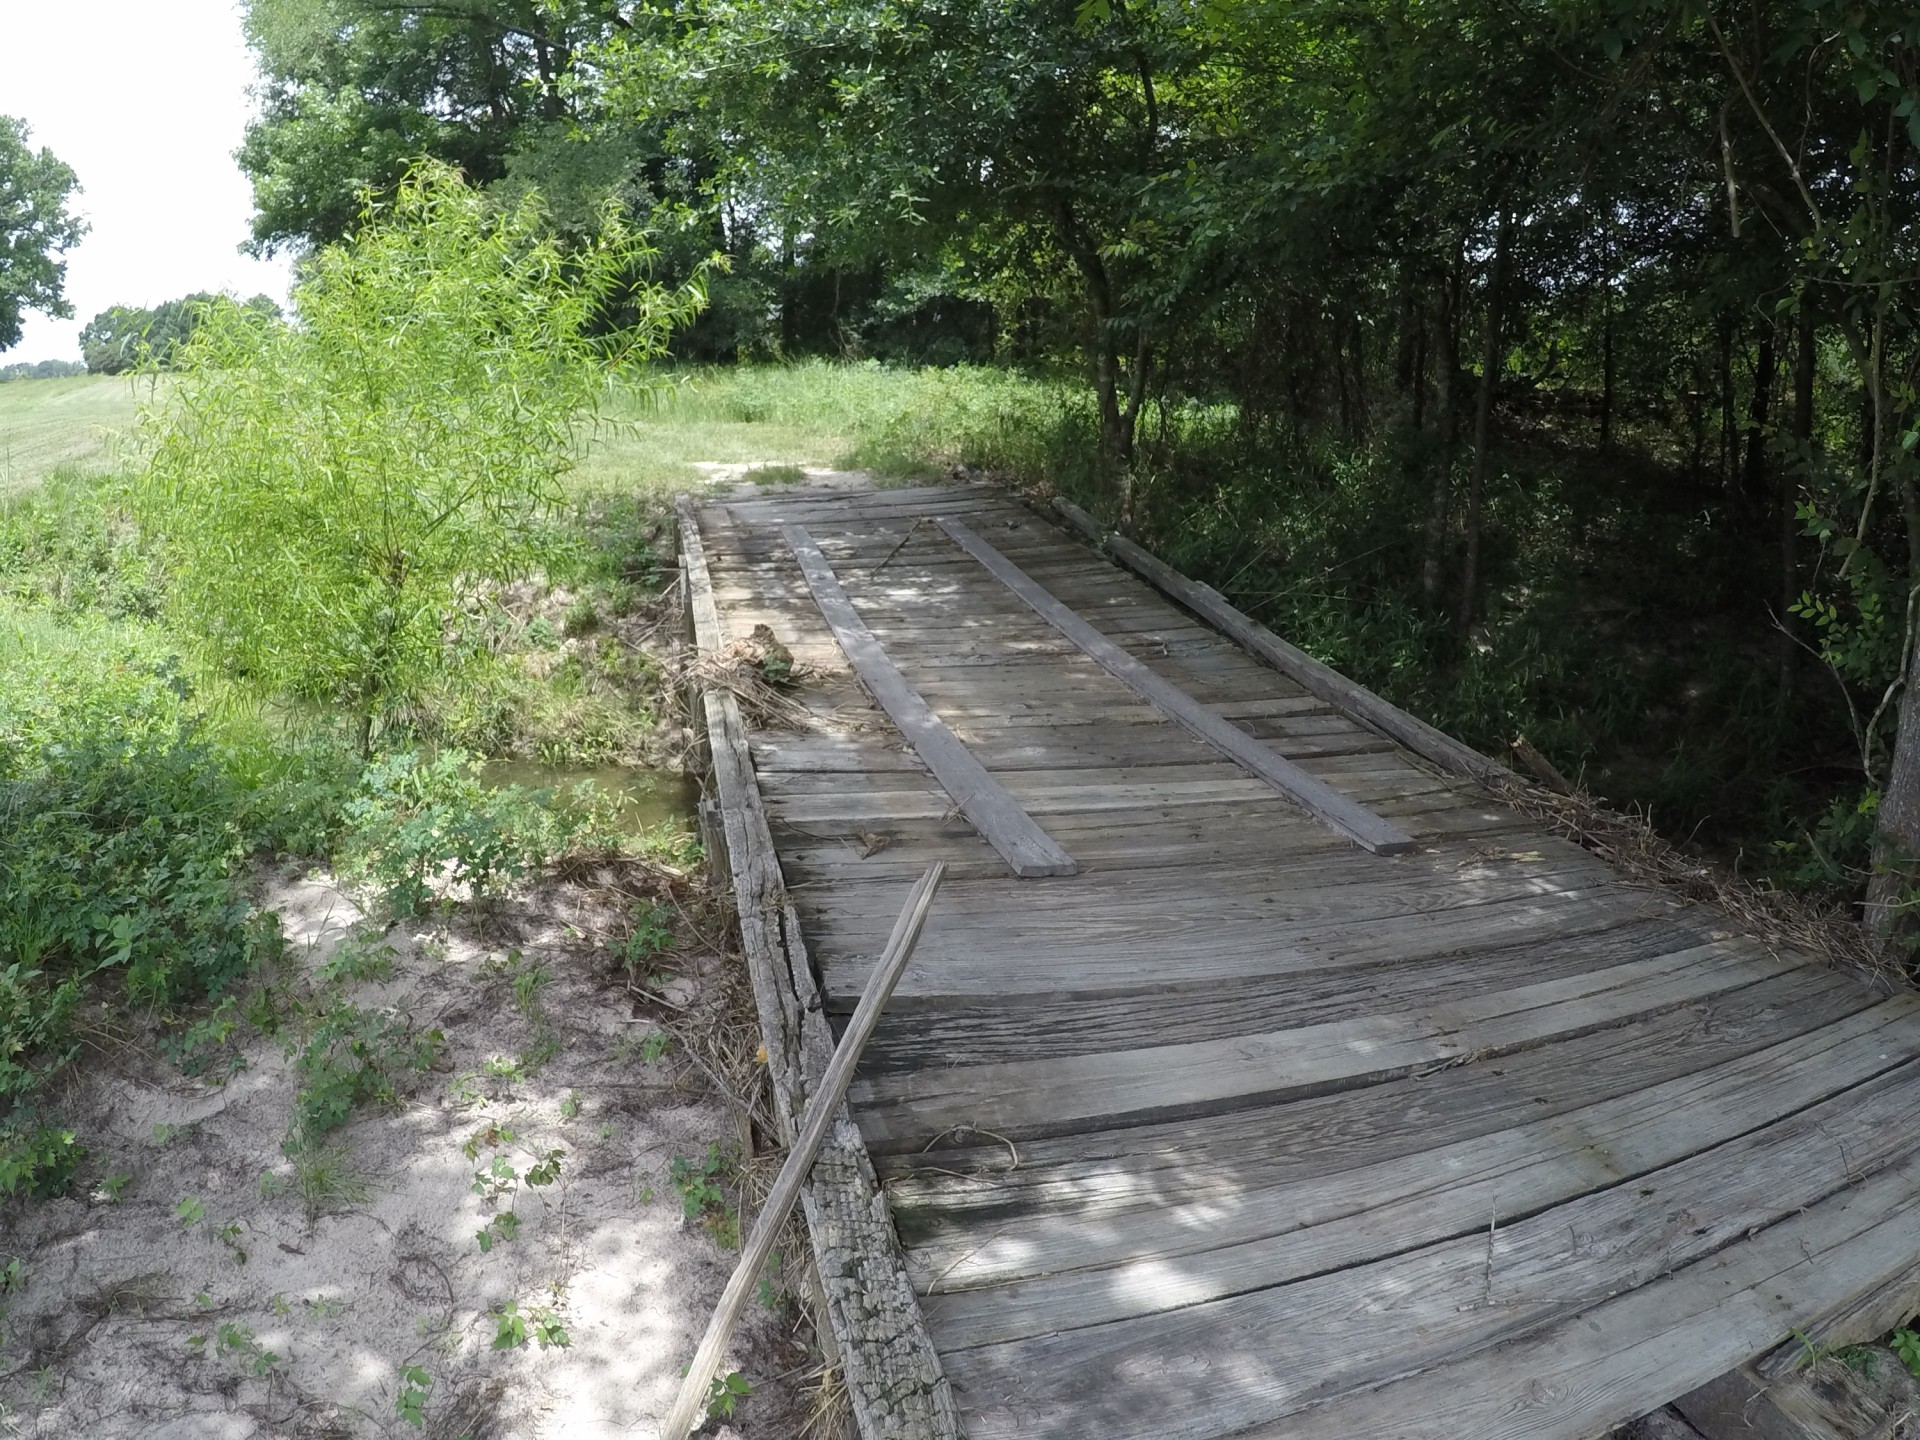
0, 375, 148, 494
0, 360, 1085, 504
570, 360, 1087, 498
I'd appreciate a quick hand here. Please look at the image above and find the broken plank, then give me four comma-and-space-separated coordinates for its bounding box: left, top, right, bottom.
920, 996, 1920, 1346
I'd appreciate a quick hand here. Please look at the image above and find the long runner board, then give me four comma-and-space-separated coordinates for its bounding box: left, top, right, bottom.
783, 522, 1075, 877
936, 514, 1417, 855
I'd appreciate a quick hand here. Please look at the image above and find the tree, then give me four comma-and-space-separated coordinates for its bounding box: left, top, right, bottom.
136, 163, 706, 752
0, 117, 86, 352
79, 293, 281, 374
238, 0, 633, 252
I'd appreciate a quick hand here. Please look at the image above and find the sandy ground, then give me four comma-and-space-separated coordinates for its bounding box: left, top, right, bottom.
0, 863, 817, 1439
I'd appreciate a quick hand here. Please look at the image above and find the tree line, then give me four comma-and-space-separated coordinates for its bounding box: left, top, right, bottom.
0, 0, 1903, 948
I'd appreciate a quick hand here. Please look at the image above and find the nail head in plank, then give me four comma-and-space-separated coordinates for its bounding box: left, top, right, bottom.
782, 522, 1076, 878
936, 515, 1416, 855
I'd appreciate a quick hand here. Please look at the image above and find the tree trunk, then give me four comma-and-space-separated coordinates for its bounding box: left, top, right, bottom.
1744, 321, 1777, 509
1780, 310, 1813, 697
1457, 208, 1513, 633
1421, 259, 1463, 606
1718, 312, 1737, 490
1866, 638, 1920, 947
1599, 292, 1616, 453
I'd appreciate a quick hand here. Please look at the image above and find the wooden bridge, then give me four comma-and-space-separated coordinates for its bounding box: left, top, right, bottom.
678, 476, 1920, 1440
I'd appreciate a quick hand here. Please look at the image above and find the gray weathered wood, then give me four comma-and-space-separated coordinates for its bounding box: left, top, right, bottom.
918, 996, 1920, 1345
936, 515, 1418, 854
663, 862, 945, 1440
679, 500, 959, 1440
945, 1063, 1920, 1439
1053, 496, 1517, 789
782, 522, 1075, 878
852, 940, 1795, 1143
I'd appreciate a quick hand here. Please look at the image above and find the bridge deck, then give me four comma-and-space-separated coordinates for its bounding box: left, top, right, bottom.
682, 478, 1920, 1440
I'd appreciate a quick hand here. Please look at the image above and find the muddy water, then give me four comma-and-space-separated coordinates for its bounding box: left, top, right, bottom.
478, 759, 699, 834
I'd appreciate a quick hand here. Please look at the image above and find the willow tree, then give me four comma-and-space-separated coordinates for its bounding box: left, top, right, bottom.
137, 162, 706, 752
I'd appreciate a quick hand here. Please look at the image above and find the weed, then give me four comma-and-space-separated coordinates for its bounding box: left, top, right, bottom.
151, 1123, 179, 1147
707, 1371, 751, 1420
284, 999, 444, 1154
339, 750, 593, 916
316, 930, 398, 985
214, 1321, 280, 1376
469, 1130, 564, 1250
482, 1055, 526, 1085
293, 1146, 371, 1217
94, 1172, 131, 1203
560, 1089, 583, 1121
175, 1195, 205, 1227
511, 964, 551, 1018
1, 1258, 22, 1293
531, 1311, 570, 1349
609, 900, 674, 976
640, 1030, 673, 1063
396, 1364, 432, 1427
1893, 1328, 1920, 1377
758, 1250, 783, 1311
670, 1143, 740, 1248
490, 1302, 528, 1351
213, 1221, 248, 1264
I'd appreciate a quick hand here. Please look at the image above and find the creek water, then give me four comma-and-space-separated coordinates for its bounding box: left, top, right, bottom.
478, 759, 699, 834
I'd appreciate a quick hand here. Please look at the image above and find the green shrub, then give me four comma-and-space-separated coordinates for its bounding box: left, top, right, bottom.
136, 162, 705, 753
0, 609, 277, 1194
338, 750, 617, 916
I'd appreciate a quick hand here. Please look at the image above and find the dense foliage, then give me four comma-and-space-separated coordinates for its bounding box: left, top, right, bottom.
232, 0, 1920, 938
78, 292, 282, 375
0, 116, 85, 353
138, 163, 705, 752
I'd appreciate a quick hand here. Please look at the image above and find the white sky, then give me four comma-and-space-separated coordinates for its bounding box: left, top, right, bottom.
0, 0, 293, 364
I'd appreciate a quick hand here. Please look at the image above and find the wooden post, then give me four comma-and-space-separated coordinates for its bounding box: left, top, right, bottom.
659, 861, 946, 1440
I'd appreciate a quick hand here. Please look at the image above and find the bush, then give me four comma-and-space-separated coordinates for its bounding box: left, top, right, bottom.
338, 750, 617, 917
0, 609, 278, 1194
136, 162, 706, 753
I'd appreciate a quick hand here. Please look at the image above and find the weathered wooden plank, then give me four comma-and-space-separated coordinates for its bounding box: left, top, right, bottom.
937, 515, 1418, 854
919, 996, 1920, 1346
849, 907, 1705, 1069
944, 1060, 1920, 1440
1237, 1147, 1920, 1440
781, 522, 1075, 878
850, 940, 1791, 1140
679, 501, 960, 1440
881, 965, 1871, 1233
820, 886, 1668, 1010
1055, 496, 1518, 788
1676, 1358, 1920, 1440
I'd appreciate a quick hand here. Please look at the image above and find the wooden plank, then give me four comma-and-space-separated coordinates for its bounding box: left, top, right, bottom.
664, 861, 945, 1440
918, 996, 1920, 1346
848, 909, 1713, 1070
850, 940, 1795, 1141
1243, 1147, 1920, 1440
781, 523, 1075, 878
1053, 496, 1518, 789
882, 966, 1875, 1257
936, 515, 1417, 855
1676, 1360, 1920, 1440
678, 501, 960, 1440
944, 1061, 1920, 1439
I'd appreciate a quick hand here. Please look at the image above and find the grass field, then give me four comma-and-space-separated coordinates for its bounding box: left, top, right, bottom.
0, 361, 1085, 502
0, 375, 148, 493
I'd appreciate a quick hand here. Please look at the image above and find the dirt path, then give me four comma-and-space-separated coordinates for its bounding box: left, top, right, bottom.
0, 863, 817, 1439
